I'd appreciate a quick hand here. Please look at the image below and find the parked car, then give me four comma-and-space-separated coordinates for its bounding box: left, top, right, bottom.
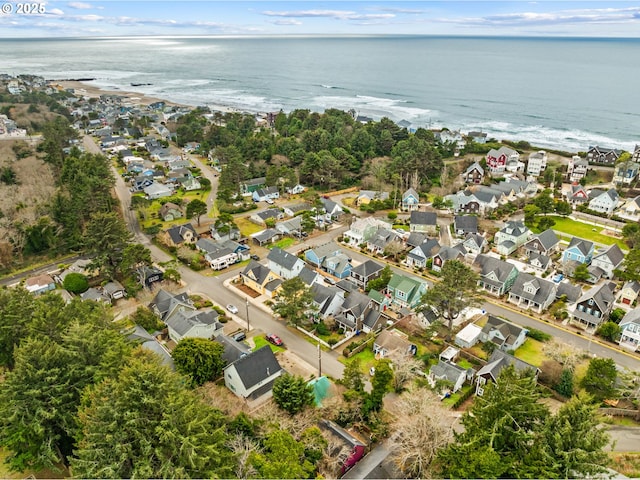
232, 331, 246, 342
250, 254, 260, 261
265, 198, 274, 204
226, 304, 239, 314
266, 333, 283, 346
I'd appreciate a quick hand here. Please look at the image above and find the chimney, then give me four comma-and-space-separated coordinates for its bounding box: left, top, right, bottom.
266, 367, 270, 376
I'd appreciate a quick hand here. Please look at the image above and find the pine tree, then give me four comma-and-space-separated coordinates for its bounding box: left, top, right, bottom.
272, 373, 315, 415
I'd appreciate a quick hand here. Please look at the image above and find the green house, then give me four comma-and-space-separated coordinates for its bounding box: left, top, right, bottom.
385, 273, 428, 309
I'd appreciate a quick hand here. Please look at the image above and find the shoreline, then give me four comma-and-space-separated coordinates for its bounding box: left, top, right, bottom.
56, 80, 246, 114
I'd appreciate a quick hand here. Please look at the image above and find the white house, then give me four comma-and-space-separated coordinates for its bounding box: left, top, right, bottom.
588, 188, 619, 216
526, 150, 548, 178
266, 247, 306, 279
567, 156, 589, 183
143, 182, 172, 199
619, 309, 640, 352
224, 346, 284, 399
617, 196, 640, 221
455, 323, 483, 348
494, 220, 531, 256
166, 310, 223, 343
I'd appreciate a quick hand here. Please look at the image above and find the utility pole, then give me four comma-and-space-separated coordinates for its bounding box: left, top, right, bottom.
318, 343, 322, 377
245, 298, 250, 332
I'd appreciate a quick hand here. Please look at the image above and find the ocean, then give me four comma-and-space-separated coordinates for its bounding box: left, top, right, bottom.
1, 35, 638, 152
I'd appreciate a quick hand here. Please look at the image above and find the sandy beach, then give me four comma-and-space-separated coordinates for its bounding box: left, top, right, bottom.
55, 80, 242, 114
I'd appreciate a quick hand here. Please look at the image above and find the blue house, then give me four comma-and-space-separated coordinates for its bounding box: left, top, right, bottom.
305, 243, 342, 268
562, 237, 595, 265
305, 243, 352, 279
401, 188, 420, 211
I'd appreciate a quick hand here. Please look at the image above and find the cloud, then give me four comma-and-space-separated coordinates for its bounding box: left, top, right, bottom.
261, 9, 394, 21
67, 2, 93, 9
268, 19, 303, 26
47, 8, 65, 15
376, 7, 426, 15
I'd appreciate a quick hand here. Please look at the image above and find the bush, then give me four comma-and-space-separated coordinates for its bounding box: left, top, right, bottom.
452, 386, 475, 409
526, 328, 552, 342
315, 322, 329, 336
63, 272, 89, 294
130, 306, 165, 333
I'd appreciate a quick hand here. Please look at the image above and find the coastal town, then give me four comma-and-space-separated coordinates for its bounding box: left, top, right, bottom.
1, 73, 640, 478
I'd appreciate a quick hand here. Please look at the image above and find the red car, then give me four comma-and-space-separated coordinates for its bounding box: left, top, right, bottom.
266, 333, 283, 346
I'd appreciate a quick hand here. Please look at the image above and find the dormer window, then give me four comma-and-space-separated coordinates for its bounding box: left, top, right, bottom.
588, 299, 594, 306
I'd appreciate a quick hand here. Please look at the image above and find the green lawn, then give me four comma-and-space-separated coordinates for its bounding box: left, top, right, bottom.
235, 217, 264, 237
268, 237, 296, 250
253, 335, 285, 354
339, 347, 377, 375
536, 216, 627, 250
514, 338, 547, 367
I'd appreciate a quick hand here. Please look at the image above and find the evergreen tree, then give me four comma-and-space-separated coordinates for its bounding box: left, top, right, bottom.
250, 429, 315, 479
272, 276, 317, 326
272, 373, 315, 415
581, 357, 618, 401
172, 338, 226, 386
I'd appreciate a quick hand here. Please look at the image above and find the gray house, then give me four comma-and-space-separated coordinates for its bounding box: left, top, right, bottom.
480, 315, 529, 352
223, 346, 284, 400
507, 272, 557, 313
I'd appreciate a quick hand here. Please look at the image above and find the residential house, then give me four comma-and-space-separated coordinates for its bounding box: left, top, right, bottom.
461, 233, 488, 257
138, 266, 164, 288
343, 217, 392, 246
286, 184, 306, 195
267, 247, 306, 280
334, 291, 379, 334
385, 273, 428, 309
587, 145, 621, 165
166, 158, 191, 171
252, 186, 280, 203
528, 253, 552, 272
143, 182, 172, 199
523, 229, 560, 258
240, 177, 266, 196
446, 188, 501, 216
196, 239, 239, 270
298, 266, 322, 287
527, 150, 548, 178
159, 202, 183, 222
571, 282, 616, 330
462, 162, 484, 184
356, 190, 389, 206
179, 177, 202, 191
409, 211, 438, 235
310, 284, 345, 319
81, 287, 111, 303
634, 145, 640, 162
366, 227, 401, 255
567, 156, 589, 183
406, 231, 428, 249
306, 243, 341, 269
486, 146, 519, 175
373, 329, 416, 358
131, 176, 154, 191
562, 237, 595, 265
613, 162, 640, 186
163, 223, 197, 247
507, 273, 557, 313
480, 315, 529, 351
318, 197, 344, 220
405, 238, 440, 269
400, 188, 420, 211
475, 349, 539, 396
588, 188, 620, 216
619, 280, 640, 306
103, 280, 126, 301
323, 251, 353, 279
436, 130, 466, 151
251, 228, 281, 246
240, 261, 282, 297
618, 308, 640, 352
494, 220, 531, 256
166, 309, 223, 343
589, 244, 625, 281
455, 323, 483, 348
224, 345, 284, 400
282, 202, 311, 217
431, 245, 465, 273
24, 274, 56, 295
428, 360, 468, 393
349, 259, 385, 290
474, 254, 519, 296
250, 208, 284, 226
215, 334, 252, 365
454, 215, 478, 236
567, 184, 589, 206
468, 131, 488, 144
617, 196, 640, 221
149, 289, 192, 322
275, 216, 303, 236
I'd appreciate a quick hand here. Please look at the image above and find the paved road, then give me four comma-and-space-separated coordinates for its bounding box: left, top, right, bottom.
607, 426, 640, 452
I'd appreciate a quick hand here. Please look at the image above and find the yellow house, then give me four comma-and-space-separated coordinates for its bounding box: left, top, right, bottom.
240, 261, 282, 298
356, 190, 390, 206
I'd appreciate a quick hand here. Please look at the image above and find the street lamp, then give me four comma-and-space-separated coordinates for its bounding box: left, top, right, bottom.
245, 298, 250, 332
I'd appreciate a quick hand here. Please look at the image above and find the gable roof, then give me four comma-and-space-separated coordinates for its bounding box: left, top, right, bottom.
251, 228, 280, 244
528, 229, 560, 251
166, 223, 196, 245
474, 254, 517, 284
241, 261, 274, 285
227, 345, 283, 390
576, 282, 616, 312
255, 208, 282, 221
298, 266, 320, 286
165, 309, 221, 337
402, 187, 419, 201
267, 247, 302, 270
430, 359, 467, 383
509, 272, 556, 304
481, 315, 527, 349
410, 211, 437, 226
593, 243, 625, 268
620, 308, 640, 328
149, 289, 192, 321
454, 215, 478, 233
556, 282, 583, 303
566, 237, 594, 256
215, 334, 251, 365
476, 349, 538, 381
351, 259, 385, 278
375, 329, 413, 354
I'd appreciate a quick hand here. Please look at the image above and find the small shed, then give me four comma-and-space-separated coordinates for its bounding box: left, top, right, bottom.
454, 323, 482, 349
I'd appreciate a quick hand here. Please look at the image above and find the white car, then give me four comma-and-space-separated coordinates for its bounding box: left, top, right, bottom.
226, 304, 239, 314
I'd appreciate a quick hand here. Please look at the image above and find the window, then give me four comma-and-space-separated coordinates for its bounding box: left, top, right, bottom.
588, 298, 594, 306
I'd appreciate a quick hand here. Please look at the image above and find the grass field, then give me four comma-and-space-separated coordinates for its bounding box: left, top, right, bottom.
339, 347, 377, 375
268, 237, 296, 250
235, 217, 264, 236
537, 216, 627, 250
514, 338, 547, 367
253, 335, 285, 353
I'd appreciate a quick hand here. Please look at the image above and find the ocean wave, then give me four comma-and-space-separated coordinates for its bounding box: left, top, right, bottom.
310, 94, 435, 124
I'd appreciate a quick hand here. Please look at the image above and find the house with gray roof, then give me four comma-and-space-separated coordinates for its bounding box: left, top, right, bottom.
431, 245, 465, 272
619, 308, 640, 352
298, 266, 321, 287
215, 334, 251, 365
523, 229, 560, 258
528, 252, 552, 272
508, 272, 557, 313
454, 215, 478, 236
428, 360, 469, 393
165, 309, 223, 343
366, 227, 401, 255
103, 280, 126, 300
405, 238, 441, 269
480, 315, 529, 352
149, 289, 192, 320
562, 237, 595, 265
196, 238, 239, 270
267, 247, 305, 280
460, 232, 487, 257
462, 162, 484, 184
159, 202, 183, 222
163, 223, 197, 247
334, 291, 384, 334
240, 261, 281, 297
400, 187, 420, 211
310, 283, 345, 319
475, 349, 539, 396
617, 195, 640, 221
250, 208, 284, 225
252, 186, 280, 203
571, 281, 616, 330
556, 281, 583, 305
474, 254, 519, 296
588, 188, 620, 216
143, 182, 172, 200
240, 177, 266, 195
282, 202, 311, 217
224, 345, 284, 400
251, 228, 281, 246
494, 220, 531, 256
619, 280, 640, 306
81, 287, 111, 304
142, 340, 175, 369
349, 259, 385, 290
409, 211, 438, 235
589, 244, 625, 281
318, 197, 343, 220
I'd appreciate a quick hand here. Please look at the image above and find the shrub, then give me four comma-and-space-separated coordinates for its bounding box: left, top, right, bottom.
452, 386, 475, 409
526, 328, 552, 342
315, 322, 329, 336
63, 272, 89, 294
130, 306, 165, 333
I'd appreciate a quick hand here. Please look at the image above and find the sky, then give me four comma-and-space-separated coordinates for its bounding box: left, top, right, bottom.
1, 1, 640, 38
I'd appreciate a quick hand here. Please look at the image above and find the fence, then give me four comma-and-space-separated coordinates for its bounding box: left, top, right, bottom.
598, 407, 640, 420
